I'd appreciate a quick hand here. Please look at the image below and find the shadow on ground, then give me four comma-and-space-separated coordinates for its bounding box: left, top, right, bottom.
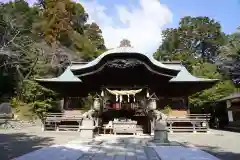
2, 134, 239, 160
15, 136, 230, 160
182, 142, 240, 160
0, 133, 55, 160
16, 136, 151, 160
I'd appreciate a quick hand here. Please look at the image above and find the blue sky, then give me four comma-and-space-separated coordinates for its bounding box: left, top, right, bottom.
80, 0, 240, 53
160, 0, 240, 34
91, 0, 240, 34
3, 0, 240, 53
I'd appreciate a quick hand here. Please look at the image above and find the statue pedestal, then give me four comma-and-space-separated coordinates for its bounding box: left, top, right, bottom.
80, 119, 95, 139
153, 129, 169, 143
153, 121, 169, 143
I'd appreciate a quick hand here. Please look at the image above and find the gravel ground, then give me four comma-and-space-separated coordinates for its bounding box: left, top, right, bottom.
1, 127, 240, 160
169, 129, 240, 160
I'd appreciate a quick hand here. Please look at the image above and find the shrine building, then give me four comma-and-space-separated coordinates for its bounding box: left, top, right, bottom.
36, 43, 218, 134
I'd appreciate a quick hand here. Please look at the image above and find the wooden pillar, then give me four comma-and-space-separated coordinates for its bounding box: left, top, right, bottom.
63, 96, 68, 110
169, 122, 173, 133
206, 121, 210, 133
185, 96, 190, 114
191, 122, 196, 133
226, 100, 233, 122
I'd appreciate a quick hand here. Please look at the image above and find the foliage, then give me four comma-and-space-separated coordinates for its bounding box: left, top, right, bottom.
34, 0, 105, 61
9, 79, 58, 121
31, 99, 54, 121
154, 16, 239, 108
120, 39, 132, 47
217, 33, 240, 85
161, 105, 172, 115
154, 16, 225, 62
0, 0, 106, 120
20, 79, 56, 102
190, 80, 236, 107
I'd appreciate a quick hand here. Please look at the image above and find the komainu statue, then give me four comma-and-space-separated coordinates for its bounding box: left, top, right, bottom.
153, 109, 168, 124
82, 109, 96, 119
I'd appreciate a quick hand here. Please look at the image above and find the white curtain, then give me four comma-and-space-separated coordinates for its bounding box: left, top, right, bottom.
106, 88, 142, 95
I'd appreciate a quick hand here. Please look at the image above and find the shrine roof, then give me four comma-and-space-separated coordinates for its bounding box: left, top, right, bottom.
35, 61, 218, 83
162, 62, 219, 82
35, 47, 218, 84
35, 67, 82, 82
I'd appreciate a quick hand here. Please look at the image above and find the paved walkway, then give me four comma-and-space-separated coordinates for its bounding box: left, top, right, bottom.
15, 135, 219, 160
15, 136, 152, 160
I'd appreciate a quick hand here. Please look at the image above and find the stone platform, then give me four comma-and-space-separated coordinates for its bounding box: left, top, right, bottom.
15, 135, 219, 160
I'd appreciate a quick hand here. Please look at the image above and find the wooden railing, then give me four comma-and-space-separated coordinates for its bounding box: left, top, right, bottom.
43, 113, 83, 131
45, 113, 83, 122
166, 114, 211, 133
42, 112, 211, 133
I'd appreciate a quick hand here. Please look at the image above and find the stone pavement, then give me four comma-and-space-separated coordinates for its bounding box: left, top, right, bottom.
15, 135, 154, 160
15, 135, 219, 160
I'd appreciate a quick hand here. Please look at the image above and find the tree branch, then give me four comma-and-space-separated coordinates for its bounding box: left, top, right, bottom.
0, 30, 20, 50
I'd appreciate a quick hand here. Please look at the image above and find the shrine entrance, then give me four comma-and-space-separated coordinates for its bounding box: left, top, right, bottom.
99, 88, 151, 135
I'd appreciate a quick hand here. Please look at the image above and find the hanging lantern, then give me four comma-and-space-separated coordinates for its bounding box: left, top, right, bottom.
133, 94, 136, 102
127, 94, 130, 102
148, 93, 158, 110
148, 98, 157, 110
101, 90, 104, 97
146, 90, 150, 98
93, 98, 101, 111
116, 95, 118, 102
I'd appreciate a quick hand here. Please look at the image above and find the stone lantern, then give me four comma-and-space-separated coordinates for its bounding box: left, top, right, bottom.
153, 121, 169, 143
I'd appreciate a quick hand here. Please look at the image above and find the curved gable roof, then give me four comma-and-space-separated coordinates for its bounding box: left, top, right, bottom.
70, 47, 180, 77
70, 47, 176, 70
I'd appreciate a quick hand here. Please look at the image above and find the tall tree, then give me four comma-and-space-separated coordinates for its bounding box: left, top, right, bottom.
154, 16, 225, 62
217, 32, 240, 85
85, 22, 106, 51
120, 39, 131, 47
0, 0, 42, 100
154, 16, 236, 107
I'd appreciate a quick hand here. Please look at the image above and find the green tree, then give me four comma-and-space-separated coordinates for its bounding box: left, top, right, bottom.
217, 32, 240, 85
0, 0, 107, 121
85, 22, 106, 51
154, 16, 225, 62
154, 16, 236, 108
120, 39, 132, 47
0, 1, 58, 120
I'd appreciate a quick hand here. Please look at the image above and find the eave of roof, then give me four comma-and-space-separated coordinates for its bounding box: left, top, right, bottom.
35, 67, 82, 82
164, 63, 219, 82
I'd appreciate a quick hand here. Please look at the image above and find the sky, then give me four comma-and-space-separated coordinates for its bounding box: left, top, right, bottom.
2, 0, 240, 55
